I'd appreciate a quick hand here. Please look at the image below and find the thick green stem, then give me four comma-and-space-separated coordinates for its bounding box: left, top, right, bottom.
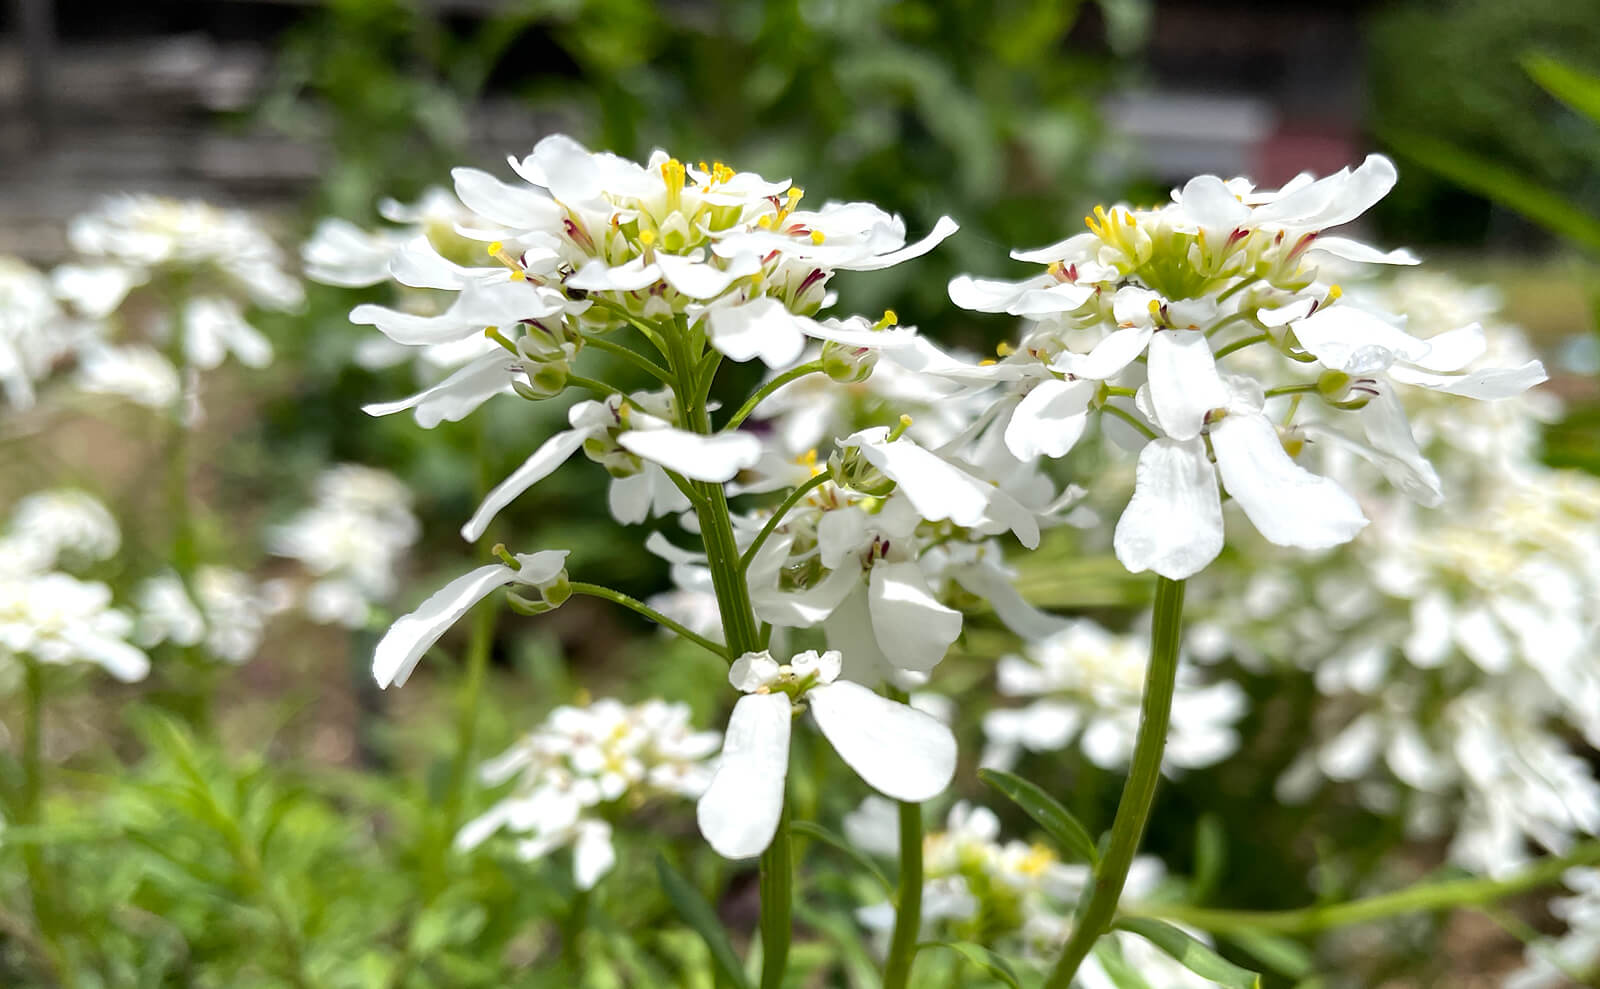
1044, 576, 1186, 988
882, 797, 925, 989
1141, 840, 1600, 935
662, 317, 792, 986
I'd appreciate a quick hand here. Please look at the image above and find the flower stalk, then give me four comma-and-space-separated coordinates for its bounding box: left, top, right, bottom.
882, 795, 925, 989
1043, 575, 1186, 988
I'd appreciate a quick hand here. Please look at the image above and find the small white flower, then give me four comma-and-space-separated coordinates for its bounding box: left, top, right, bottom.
697, 650, 956, 858
0, 571, 148, 682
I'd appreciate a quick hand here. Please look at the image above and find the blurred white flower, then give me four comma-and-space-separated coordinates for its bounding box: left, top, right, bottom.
75, 343, 181, 409
4, 489, 120, 570
457, 696, 720, 890
0, 571, 147, 682
1507, 867, 1600, 989
0, 256, 91, 409
135, 567, 267, 665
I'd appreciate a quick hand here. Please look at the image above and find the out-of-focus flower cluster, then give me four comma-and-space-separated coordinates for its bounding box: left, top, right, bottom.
456, 697, 721, 890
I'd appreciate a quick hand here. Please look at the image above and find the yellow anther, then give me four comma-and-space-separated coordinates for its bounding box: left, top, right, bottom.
757, 215, 774, 230
638, 229, 657, 246
1327, 283, 1343, 301
661, 158, 686, 189
487, 241, 504, 256
874, 309, 898, 330
788, 187, 804, 202
1124, 210, 1136, 227
509, 270, 527, 281
996, 341, 1014, 356
810, 230, 826, 245
979, 358, 997, 366
1083, 214, 1097, 233
797, 448, 818, 467
1147, 299, 1162, 315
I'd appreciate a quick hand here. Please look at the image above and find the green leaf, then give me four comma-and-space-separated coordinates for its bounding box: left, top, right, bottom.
1382, 130, 1600, 253
789, 820, 894, 897
915, 941, 1024, 989
1116, 917, 1263, 989
655, 855, 751, 989
978, 768, 1099, 865
1093, 940, 1154, 989
1223, 929, 1316, 980
1524, 53, 1600, 128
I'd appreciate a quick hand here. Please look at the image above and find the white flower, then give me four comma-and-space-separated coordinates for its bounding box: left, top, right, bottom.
0, 256, 89, 409
981, 620, 1246, 774
0, 571, 148, 682
696, 650, 956, 858
373, 549, 569, 688
75, 344, 181, 409
5, 489, 120, 570
135, 567, 267, 665
457, 696, 719, 890
1507, 867, 1600, 989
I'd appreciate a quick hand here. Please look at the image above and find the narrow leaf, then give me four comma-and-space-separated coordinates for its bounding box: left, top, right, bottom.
1524, 53, 1600, 127
1383, 130, 1600, 253
1116, 917, 1262, 989
1191, 813, 1226, 903
655, 855, 751, 989
915, 941, 1023, 989
1223, 928, 1315, 980
978, 768, 1099, 864
790, 820, 894, 897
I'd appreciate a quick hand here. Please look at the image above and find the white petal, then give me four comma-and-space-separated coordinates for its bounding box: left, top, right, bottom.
65, 630, 150, 682
1113, 438, 1223, 580
451, 167, 561, 230
1008, 282, 1097, 317
808, 681, 957, 801
1051, 325, 1152, 380
607, 472, 652, 525
868, 562, 962, 674
374, 564, 513, 687
351, 279, 565, 346
461, 429, 590, 541
706, 297, 810, 368
512, 550, 571, 584
619, 428, 762, 483
1010, 232, 1097, 262
1290, 306, 1430, 374
1211, 413, 1367, 550
1357, 387, 1443, 506
1004, 378, 1094, 460
572, 820, 616, 890
697, 693, 792, 859
656, 251, 760, 299
823, 582, 895, 685
953, 568, 1070, 640
803, 318, 919, 350
566, 257, 662, 293
948, 274, 1034, 314
1306, 236, 1419, 266
1387, 359, 1547, 399
1408, 324, 1486, 372
853, 435, 987, 527
390, 236, 496, 290
1145, 330, 1227, 441
1177, 175, 1251, 231
841, 215, 958, 271
362, 351, 514, 428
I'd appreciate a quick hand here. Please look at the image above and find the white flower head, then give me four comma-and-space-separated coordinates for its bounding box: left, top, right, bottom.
697, 649, 957, 858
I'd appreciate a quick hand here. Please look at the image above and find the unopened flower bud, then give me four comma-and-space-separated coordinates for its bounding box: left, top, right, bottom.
828, 447, 895, 497
821, 340, 877, 383
505, 569, 571, 615
1316, 370, 1352, 400
513, 360, 570, 400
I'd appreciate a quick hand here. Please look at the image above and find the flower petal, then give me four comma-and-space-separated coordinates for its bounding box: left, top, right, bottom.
697, 692, 792, 859
1306, 236, 1419, 266
619, 428, 763, 482
1145, 329, 1227, 441
867, 562, 962, 674
1051, 325, 1153, 380
705, 297, 810, 368
362, 351, 515, 428
1290, 306, 1430, 374
808, 681, 957, 802
655, 251, 761, 299
451, 167, 562, 231
374, 564, 513, 687
1113, 437, 1224, 580
461, 428, 590, 541
1211, 412, 1367, 550
351, 279, 566, 346
1387, 359, 1547, 399
572, 820, 616, 890
841, 215, 959, 271
1004, 379, 1095, 460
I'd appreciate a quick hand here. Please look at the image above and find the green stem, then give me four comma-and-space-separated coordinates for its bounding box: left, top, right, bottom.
739, 473, 831, 574
1100, 402, 1158, 441
581, 331, 673, 384
442, 600, 495, 833
882, 793, 925, 989
723, 360, 825, 431
1213, 333, 1269, 360
569, 582, 728, 661
566, 374, 625, 400
1140, 841, 1600, 935
759, 802, 795, 989
1043, 576, 1186, 988
1263, 383, 1318, 399
19, 660, 78, 987
1214, 275, 1259, 304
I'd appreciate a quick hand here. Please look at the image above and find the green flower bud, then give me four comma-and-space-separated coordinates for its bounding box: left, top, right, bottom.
828, 447, 895, 497
821, 340, 878, 383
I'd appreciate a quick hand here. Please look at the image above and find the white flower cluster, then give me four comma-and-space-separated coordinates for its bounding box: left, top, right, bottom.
1186, 275, 1600, 877
909, 155, 1544, 580
268, 464, 419, 628
844, 799, 1216, 984
0, 490, 147, 682
0, 257, 96, 410
981, 619, 1245, 775
456, 696, 721, 890
134, 567, 268, 666
1509, 867, 1600, 988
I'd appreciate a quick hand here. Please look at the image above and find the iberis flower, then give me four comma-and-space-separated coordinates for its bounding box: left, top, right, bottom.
916, 155, 1546, 579
697, 649, 956, 858
457, 696, 720, 890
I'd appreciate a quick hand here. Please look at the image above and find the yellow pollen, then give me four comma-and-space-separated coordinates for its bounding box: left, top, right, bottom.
996, 341, 1013, 356
1124, 211, 1136, 227
509, 270, 526, 281
979, 358, 997, 366
1327, 283, 1343, 301
487, 241, 504, 256
712, 162, 735, 184
757, 215, 775, 230
797, 449, 818, 467
810, 230, 825, 244
638, 229, 657, 247
1147, 299, 1162, 315
660, 158, 686, 192
788, 187, 804, 202
873, 309, 898, 330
